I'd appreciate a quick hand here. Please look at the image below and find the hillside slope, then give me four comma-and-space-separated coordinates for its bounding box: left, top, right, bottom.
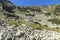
0, 0, 60, 40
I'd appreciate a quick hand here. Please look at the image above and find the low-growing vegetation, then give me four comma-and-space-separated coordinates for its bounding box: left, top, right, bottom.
48, 18, 60, 25
29, 22, 60, 32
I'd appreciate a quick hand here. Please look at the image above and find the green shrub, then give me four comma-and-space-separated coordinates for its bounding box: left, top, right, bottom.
8, 19, 16, 25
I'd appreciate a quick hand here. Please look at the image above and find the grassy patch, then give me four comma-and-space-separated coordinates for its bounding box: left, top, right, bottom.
29, 22, 44, 30
29, 22, 60, 32
8, 19, 26, 26
8, 19, 16, 25
48, 18, 60, 25
45, 27, 60, 32
45, 12, 51, 16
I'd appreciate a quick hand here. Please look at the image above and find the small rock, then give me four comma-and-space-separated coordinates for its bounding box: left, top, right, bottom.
16, 30, 24, 38
22, 24, 26, 26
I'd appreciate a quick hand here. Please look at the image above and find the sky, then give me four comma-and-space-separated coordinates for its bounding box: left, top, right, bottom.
9, 0, 60, 6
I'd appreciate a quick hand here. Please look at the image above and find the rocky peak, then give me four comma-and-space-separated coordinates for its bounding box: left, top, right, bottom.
0, 0, 16, 13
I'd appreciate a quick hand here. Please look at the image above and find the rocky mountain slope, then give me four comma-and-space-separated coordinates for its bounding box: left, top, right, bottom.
0, 0, 60, 40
